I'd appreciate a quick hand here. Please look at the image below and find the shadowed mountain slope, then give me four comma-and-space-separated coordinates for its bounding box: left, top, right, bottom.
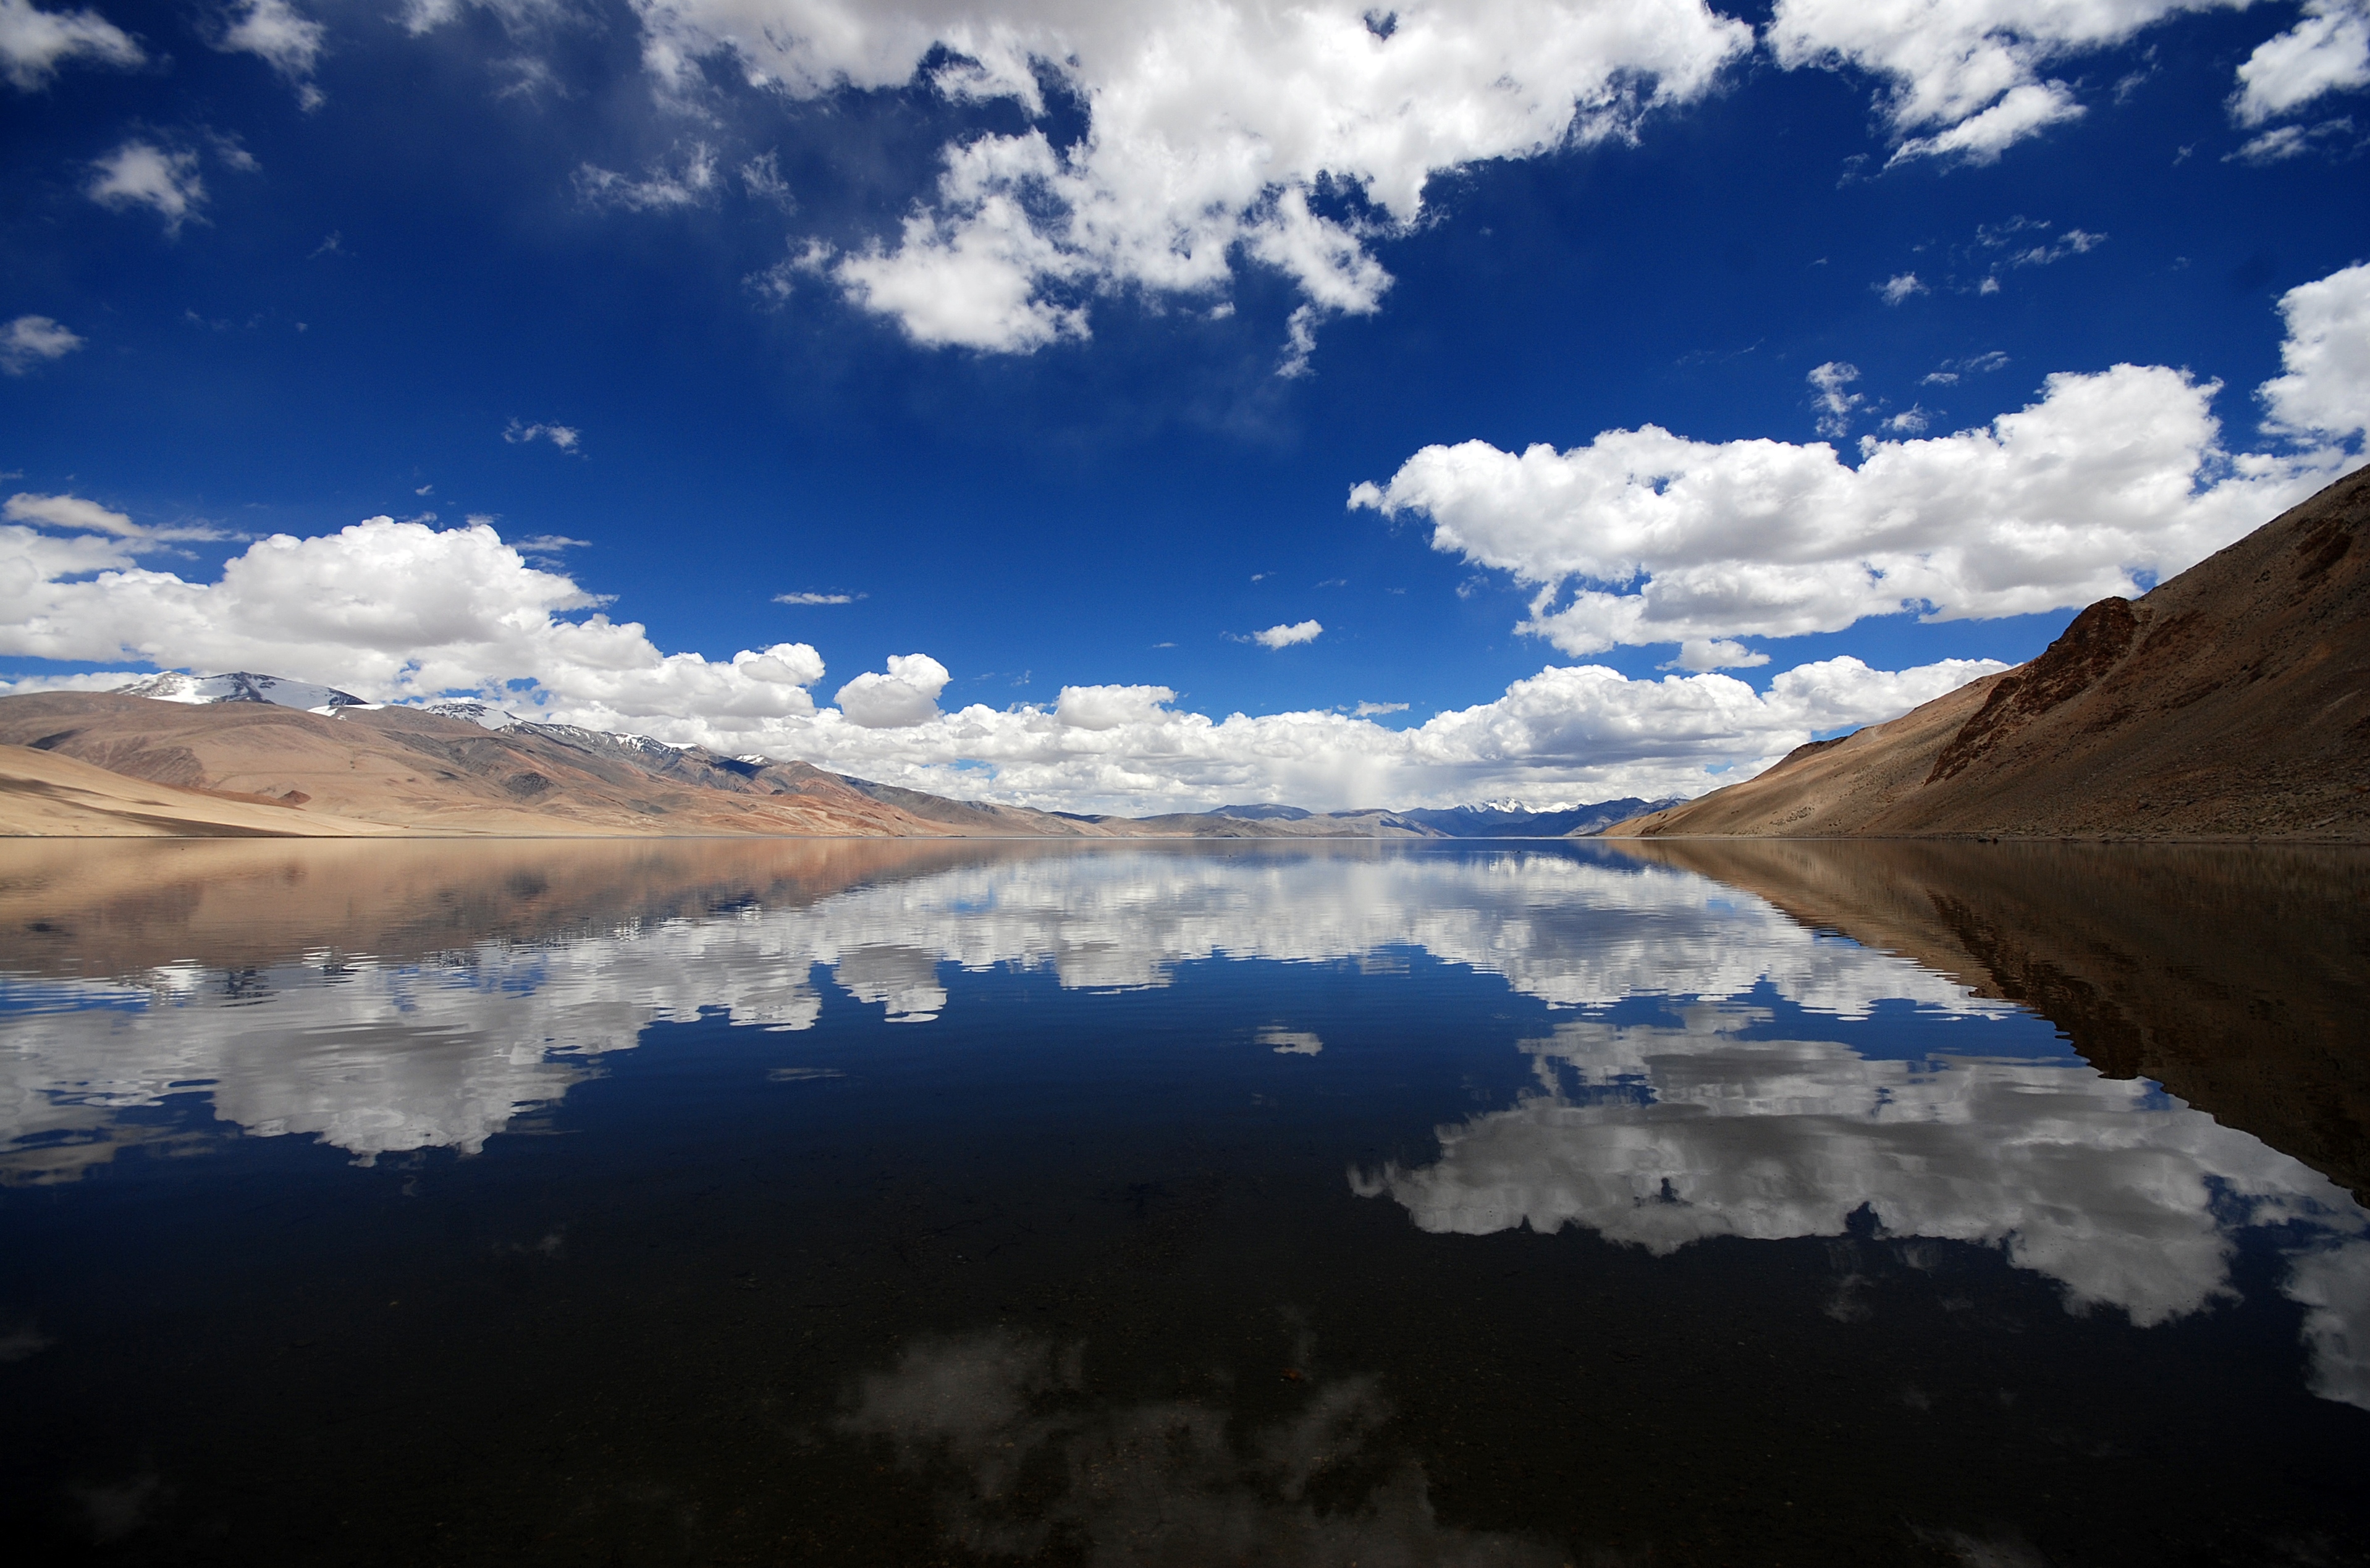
1608, 465, 2370, 840
1612, 837, 2370, 1206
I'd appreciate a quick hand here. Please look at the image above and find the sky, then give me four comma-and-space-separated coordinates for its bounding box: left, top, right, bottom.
2, 0, 2366, 813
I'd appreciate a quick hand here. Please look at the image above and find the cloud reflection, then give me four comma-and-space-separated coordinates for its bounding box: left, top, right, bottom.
1351, 1002, 2370, 1409
0, 850, 1998, 1179
840, 1330, 1559, 1567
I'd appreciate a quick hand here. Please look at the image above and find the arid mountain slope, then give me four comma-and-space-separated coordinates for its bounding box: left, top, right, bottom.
0, 694, 982, 837
1609, 465, 2370, 839
1613, 838, 2370, 1205
0, 743, 409, 837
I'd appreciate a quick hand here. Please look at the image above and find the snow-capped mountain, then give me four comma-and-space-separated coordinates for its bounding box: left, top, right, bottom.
115, 672, 371, 711
422, 699, 528, 731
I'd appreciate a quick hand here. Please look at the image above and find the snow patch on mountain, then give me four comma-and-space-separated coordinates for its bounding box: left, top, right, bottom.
117, 671, 372, 712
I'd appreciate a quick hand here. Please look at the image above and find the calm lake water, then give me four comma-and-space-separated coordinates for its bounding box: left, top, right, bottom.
1, 838, 2365, 1566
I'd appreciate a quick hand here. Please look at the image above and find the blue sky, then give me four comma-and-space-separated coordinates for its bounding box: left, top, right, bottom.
2, 0, 2366, 810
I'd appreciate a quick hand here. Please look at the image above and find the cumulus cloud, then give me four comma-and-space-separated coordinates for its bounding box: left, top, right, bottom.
1876, 271, 1925, 305
748, 655, 2004, 813
0, 314, 82, 374
1252, 618, 1323, 649
2259, 259, 2370, 446
214, 0, 326, 109
834, 652, 950, 728
0, 0, 141, 89
1351, 264, 2362, 659
1768, 0, 2243, 163
597, 1, 1753, 360
86, 140, 205, 234
503, 418, 581, 450
2233, 0, 2370, 125
0, 492, 2001, 803
0, 512, 832, 726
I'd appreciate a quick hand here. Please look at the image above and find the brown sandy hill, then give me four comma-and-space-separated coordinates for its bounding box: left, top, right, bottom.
1613, 837, 2370, 1205
0, 693, 983, 837
0, 743, 410, 838
1608, 464, 2370, 840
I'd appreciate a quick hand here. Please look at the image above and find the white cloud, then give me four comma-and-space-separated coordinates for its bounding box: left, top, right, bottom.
1807, 358, 1860, 436
740, 148, 792, 204
1664, 638, 1767, 672
1351, 699, 1408, 717
774, 590, 859, 604
215, 0, 326, 109
2233, 0, 2370, 125
1252, 618, 1323, 649
833, 652, 950, 728
2226, 114, 2359, 161
6, 491, 136, 536
2259, 259, 2370, 446
1768, 0, 2242, 163
736, 655, 2003, 813
0, 668, 150, 696
0, 0, 141, 90
503, 418, 581, 450
1054, 683, 1173, 730
86, 140, 205, 234
1876, 271, 1925, 305
0, 496, 1998, 803
1351, 266, 2363, 659
4, 491, 230, 544
573, 141, 719, 210
609, 0, 1753, 359
0, 314, 82, 374
1886, 78, 2085, 164
0, 513, 832, 725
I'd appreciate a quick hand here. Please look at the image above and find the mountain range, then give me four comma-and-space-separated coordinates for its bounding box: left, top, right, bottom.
0, 683, 1672, 839
11, 465, 2360, 841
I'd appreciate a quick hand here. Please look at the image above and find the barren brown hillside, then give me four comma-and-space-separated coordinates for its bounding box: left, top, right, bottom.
0, 694, 982, 837
1608, 464, 2370, 840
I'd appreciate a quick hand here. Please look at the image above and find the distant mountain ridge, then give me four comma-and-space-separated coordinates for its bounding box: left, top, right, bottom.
0, 678, 1677, 838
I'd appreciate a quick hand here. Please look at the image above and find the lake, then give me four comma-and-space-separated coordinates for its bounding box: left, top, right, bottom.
1, 837, 2364, 1566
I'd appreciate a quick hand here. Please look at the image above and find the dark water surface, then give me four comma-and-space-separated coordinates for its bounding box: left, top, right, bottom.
1, 838, 2364, 1566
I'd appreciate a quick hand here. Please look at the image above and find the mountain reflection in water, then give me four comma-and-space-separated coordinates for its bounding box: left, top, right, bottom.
0, 837, 2364, 1564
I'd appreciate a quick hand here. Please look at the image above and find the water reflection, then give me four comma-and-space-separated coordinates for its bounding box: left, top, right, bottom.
0, 840, 2004, 1178
1, 836, 2365, 1425
1351, 1000, 2370, 1407
843, 1330, 1558, 1567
